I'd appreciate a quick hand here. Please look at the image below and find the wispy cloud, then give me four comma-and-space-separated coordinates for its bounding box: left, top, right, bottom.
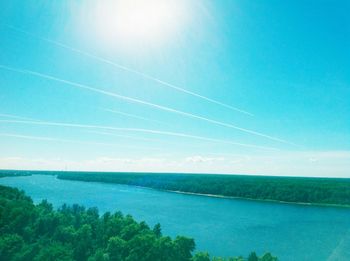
0, 132, 161, 150
0, 113, 41, 121
0, 65, 291, 145
102, 108, 165, 125
6, 24, 253, 116
185, 155, 225, 163
0, 118, 279, 150
85, 130, 165, 143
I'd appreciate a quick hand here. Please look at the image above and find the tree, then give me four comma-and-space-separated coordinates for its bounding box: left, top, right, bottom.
153, 236, 175, 261
33, 243, 73, 261
88, 249, 108, 261
260, 253, 278, 261
153, 223, 162, 237
174, 236, 196, 261
74, 224, 93, 261
107, 236, 126, 261
248, 252, 258, 261
54, 225, 76, 243
0, 234, 24, 260
126, 234, 157, 261
192, 251, 210, 261
120, 224, 139, 241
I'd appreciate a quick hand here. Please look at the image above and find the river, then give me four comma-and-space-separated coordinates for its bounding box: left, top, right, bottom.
1, 174, 350, 260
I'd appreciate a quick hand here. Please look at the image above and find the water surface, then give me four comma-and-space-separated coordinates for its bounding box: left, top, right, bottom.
1, 174, 350, 260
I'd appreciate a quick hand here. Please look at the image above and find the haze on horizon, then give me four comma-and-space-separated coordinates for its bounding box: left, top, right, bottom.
0, 0, 349, 177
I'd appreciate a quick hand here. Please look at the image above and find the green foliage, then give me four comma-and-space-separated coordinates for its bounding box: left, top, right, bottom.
33, 243, 73, 261
192, 251, 210, 261
106, 236, 125, 260
0, 185, 194, 261
153, 223, 162, 237
0, 234, 24, 260
0, 184, 277, 261
260, 253, 278, 261
52, 171, 350, 206
0, 170, 32, 178
248, 252, 258, 261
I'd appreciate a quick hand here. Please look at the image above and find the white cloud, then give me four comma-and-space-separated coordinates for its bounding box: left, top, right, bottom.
0, 151, 349, 177
185, 156, 225, 164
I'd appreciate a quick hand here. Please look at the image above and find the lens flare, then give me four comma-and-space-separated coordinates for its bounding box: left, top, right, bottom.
89, 0, 189, 49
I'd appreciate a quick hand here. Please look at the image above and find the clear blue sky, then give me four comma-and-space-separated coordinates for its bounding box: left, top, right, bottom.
0, 0, 349, 176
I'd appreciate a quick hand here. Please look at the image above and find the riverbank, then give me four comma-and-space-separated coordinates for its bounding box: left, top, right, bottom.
164, 189, 350, 209
105, 181, 350, 209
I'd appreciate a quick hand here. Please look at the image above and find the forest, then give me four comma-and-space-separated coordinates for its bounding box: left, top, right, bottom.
0, 185, 277, 261
52, 171, 350, 206
0, 170, 32, 178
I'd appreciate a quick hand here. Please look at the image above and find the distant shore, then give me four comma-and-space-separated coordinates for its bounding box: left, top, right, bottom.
129, 184, 350, 209
168, 189, 350, 208
80, 180, 350, 209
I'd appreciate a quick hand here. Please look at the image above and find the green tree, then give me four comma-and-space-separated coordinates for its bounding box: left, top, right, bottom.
126, 234, 157, 261
153, 223, 162, 237
33, 243, 73, 261
74, 224, 93, 261
192, 251, 210, 261
88, 249, 108, 261
153, 236, 175, 261
260, 253, 278, 261
248, 251, 258, 261
0, 234, 24, 260
174, 236, 196, 261
106, 236, 126, 261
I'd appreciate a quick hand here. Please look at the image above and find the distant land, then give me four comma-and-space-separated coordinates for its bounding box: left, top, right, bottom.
1, 169, 350, 207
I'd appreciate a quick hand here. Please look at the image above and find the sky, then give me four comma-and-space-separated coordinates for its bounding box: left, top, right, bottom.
0, 0, 349, 177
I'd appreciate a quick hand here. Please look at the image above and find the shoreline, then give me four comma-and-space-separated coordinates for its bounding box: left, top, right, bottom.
163, 189, 350, 208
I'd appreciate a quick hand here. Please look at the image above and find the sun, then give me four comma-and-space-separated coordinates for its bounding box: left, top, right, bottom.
90, 0, 189, 50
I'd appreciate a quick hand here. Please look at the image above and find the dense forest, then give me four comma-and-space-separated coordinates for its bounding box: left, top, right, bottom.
0, 185, 277, 261
51, 171, 350, 206
0, 170, 32, 178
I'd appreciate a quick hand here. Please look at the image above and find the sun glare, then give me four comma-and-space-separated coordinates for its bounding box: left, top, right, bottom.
91, 0, 189, 50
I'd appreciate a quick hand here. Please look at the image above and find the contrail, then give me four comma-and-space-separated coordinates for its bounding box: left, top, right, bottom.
102, 108, 165, 125
5, 24, 253, 116
85, 130, 166, 143
0, 65, 292, 145
0, 119, 279, 151
0, 113, 41, 121
86, 130, 212, 148
0, 132, 161, 150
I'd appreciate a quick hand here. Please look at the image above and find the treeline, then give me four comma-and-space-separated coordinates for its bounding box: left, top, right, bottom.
53, 171, 350, 206
0, 185, 277, 261
0, 169, 32, 178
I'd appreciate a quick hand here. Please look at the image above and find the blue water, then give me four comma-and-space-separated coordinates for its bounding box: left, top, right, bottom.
1, 175, 350, 260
